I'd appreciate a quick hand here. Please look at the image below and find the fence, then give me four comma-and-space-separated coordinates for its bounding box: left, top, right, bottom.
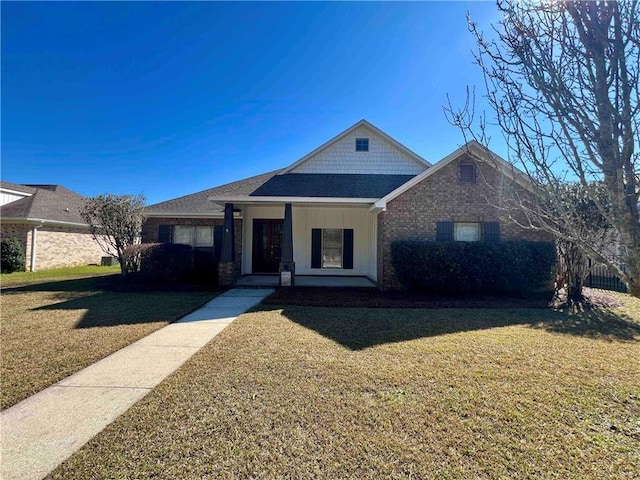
585, 259, 628, 293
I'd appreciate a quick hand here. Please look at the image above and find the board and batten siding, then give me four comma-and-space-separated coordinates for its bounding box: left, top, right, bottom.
289, 126, 425, 175
1, 191, 30, 206
241, 205, 377, 280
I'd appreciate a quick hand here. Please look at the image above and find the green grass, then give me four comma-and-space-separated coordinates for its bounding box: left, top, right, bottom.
1, 273, 218, 409
1, 265, 120, 286
48, 294, 640, 479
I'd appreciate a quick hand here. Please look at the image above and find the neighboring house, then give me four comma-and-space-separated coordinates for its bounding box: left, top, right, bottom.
144, 119, 550, 289
0, 182, 104, 271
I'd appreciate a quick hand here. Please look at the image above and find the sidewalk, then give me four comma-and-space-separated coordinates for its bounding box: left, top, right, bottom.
1, 288, 274, 480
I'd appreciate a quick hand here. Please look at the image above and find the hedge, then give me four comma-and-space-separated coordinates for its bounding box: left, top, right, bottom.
391, 240, 556, 295
1, 237, 26, 273
126, 243, 218, 284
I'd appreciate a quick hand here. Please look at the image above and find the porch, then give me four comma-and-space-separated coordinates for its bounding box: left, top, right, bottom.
235, 275, 376, 288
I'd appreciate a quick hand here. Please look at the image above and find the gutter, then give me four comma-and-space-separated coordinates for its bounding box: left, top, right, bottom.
0, 217, 91, 229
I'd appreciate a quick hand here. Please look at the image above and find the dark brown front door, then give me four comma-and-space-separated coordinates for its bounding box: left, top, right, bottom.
252, 219, 284, 273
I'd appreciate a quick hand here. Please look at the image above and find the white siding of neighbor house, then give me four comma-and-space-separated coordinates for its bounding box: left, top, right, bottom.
1, 190, 30, 206
241, 205, 377, 280
289, 126, 426, 175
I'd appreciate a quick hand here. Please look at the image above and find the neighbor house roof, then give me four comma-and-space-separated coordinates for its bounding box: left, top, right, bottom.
0, 181, 38, 195
0, 183, 90, 226
145, 169, 282, 216
250, 173, 416, 198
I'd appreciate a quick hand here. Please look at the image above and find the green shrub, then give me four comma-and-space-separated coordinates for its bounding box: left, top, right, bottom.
391, 240, 556, 295
1, 237, 26, 273
136, 243, 194, 283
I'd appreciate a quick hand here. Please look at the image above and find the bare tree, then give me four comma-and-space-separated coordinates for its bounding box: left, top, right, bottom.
81, 194, 146, 277
446, 0, 640, 297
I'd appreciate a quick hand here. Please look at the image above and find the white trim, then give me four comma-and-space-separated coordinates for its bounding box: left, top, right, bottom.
209, 196, 378, 205
0, 217, 91, 229
278, 119, 431, 175
371, 141, 533, 212
0, 188, 33, 197
30, 226, 38, 272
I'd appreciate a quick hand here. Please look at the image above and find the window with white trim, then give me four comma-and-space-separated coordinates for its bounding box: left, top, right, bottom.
322, 228, 343, 268
173, 225, 214, 247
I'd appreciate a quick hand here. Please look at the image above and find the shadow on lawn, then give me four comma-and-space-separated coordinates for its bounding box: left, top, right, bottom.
3, 275, 219, 329
272, 305, 640, 350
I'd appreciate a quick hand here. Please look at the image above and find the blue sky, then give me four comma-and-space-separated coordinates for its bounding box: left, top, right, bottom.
2, 1, 502, 205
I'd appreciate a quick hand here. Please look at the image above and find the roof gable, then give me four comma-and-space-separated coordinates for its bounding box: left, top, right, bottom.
372, 141, 533, 211
282, 120, 430, 176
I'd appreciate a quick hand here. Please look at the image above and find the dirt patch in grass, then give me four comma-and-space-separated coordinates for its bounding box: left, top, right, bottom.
1, 275, 218, 409
49, 303, 639, 479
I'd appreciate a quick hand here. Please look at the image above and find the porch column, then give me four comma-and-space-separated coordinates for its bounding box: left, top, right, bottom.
221, 203, 235, 262
279, 203, 295, 286
218, 203, 239, 286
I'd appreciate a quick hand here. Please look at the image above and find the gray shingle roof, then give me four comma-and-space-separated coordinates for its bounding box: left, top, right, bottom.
250, 173, 416, 198
1, 181, 38, 195
0, 183, 89, 224
145, 169, 282, 214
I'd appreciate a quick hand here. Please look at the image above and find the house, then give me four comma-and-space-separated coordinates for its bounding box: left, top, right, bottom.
0, 182, 104, 271
144, 120, 550, 289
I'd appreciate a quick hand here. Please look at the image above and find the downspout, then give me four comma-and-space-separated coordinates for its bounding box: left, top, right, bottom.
30, 226, 38, 271
30, 222, 43, 272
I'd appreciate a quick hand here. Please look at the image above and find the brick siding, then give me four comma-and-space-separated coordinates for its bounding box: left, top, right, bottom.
378, 155, 553, 289
1, 223, 104, 271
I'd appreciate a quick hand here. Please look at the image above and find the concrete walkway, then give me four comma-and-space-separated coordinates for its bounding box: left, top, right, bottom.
1, 288, 273, 480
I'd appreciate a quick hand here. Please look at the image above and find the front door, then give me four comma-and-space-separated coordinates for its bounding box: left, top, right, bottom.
252, 219, 284, 273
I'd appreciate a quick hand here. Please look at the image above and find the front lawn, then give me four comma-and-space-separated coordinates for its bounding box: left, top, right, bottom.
0, 265, 120, 286
49, 295, 640, 479
1, 272, 218, 409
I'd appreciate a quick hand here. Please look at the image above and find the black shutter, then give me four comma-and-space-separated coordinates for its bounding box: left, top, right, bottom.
311, 229, 322, 269
214, 225, 223, 260
483, 222, 500, 243
343, 229, 354, 270
436, 221, 454, 242
158, 225, 173, 243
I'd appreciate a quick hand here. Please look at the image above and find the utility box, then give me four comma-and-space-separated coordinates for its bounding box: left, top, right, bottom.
101, 256, 119, 267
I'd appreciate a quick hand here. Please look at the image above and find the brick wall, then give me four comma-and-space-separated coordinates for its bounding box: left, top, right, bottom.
1, 223, 104, 271
35, 226, 105, 270
378, 155, 553, 289
143, 217, 243, 263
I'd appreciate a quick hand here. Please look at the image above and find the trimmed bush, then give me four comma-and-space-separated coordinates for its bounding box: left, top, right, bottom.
1, 237, 26, 273
127, 243, 219, 285
137, 243, 194, 283
391, 240, 556, 295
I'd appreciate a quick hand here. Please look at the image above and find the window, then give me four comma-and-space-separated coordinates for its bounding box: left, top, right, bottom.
355, 138, 369, 152
322, 228, 343, 268
454, 222, 481, 242
311, 228, 354, 269
436, 221, 500, 243
459, 162, 476, 184
172, 225, 214, 247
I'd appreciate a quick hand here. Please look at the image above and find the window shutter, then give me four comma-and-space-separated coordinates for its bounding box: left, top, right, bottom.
343, 229, 354, 269
214, 225, 223, 260
436, 221, 454, 242
311, 229, 322, 269
158, 225, 173, 243
483, 222, 500, 243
